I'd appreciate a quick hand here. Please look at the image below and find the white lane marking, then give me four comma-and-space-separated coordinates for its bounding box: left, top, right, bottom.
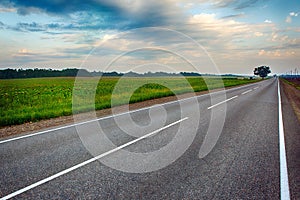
277, 80, 291, 200
0, 81, 261, 145
0, 117, 188, 200
0, 121, 96, 145
241, 89, 252, 95
253, 86, 259, 90
207, 95, 238, 110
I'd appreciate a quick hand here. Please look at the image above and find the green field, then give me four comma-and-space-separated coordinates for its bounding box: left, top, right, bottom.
0, 77, 258, 127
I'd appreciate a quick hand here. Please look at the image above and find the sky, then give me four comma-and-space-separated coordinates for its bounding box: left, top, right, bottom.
0, 0, 299, 75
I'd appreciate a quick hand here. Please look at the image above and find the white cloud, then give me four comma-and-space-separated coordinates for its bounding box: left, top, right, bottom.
188, 13, 250, 36
271, 32, 278, 41
183, 12, 280, 64
258, 49, 296, 58
18, 48, 31, 54
264, 19, 272, 23
290, 12, 298, 17
254, 32, 263, 37
270, 32, 290, 43
258, 49, 265, 56
286, 11, 298, 23
0, 7, 16, 13
285, 16, 292, 23
258, 49, 280, 57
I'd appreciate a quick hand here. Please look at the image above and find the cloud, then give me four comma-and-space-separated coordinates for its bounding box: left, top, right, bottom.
234, 0, 259, 9
17, 6, 41, 15
18, 48, 31, 54
285, 16, 292, 23
15, 22, 45, 32
9, 48, 84, 67
188, 13, 252, 37
258, 49, 296, 58
0, 21, 4, 28
285, 11, 298, 23
184, 13, 254, 54
0, 21, 9, 30
254, 32, 263, 37
0, 0, 298, 72
0, 0, 186, 30
211, 0, 238, 8
7, 20, 118, 33
290, 12, 298, 17
258, 49, 281, 57
212, 0, 266, 10
270, 32, 292, 44
0, 7, 16, 12
221, 13, 245, 19
264, 19, 272, 23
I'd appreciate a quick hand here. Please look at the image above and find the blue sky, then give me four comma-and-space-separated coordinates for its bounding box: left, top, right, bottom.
0, 0, 299, 75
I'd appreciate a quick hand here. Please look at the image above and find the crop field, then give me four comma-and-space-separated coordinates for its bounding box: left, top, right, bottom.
0, 77, 258, 126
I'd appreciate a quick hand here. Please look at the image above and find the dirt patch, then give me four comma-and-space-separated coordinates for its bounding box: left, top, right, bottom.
281, 78, 300, 122
282, 78, 300, 89
286, 78, 300, 87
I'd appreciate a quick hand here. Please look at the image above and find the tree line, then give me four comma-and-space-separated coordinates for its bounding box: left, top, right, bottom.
0, 68, 205, 79
1, 68, 250, 79
0, 68, 92, 79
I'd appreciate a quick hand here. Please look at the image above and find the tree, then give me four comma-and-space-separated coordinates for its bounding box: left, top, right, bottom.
254, 66, 271, 78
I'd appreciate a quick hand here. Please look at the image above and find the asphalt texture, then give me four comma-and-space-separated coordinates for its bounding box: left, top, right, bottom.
0, 78, 298, 199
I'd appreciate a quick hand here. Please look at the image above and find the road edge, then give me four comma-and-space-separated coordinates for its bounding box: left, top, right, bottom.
278, 79, 291, 200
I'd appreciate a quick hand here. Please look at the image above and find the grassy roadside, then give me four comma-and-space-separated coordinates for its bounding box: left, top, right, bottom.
0, 77, 259, 127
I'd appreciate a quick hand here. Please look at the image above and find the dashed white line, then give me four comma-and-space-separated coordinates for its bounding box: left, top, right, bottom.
277, 80, 291, 200
0, 117, 188, 200
207, 95, 238, 110
241, 89, 252, 95
253, 86, 259, 90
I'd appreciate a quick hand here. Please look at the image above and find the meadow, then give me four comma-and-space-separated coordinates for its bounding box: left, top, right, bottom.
0, 76, 259, 126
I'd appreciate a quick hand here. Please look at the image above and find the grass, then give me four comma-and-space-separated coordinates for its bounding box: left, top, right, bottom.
0, 76, 259, 127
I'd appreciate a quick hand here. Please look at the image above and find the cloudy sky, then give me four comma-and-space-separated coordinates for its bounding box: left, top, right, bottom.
0, 0, 299, 75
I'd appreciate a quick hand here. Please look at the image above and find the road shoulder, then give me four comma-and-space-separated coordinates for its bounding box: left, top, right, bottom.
280, 79, 300, 199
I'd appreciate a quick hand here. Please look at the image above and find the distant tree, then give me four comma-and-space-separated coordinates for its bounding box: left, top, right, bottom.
180, 72, 201, 76
254, 66, 271, 78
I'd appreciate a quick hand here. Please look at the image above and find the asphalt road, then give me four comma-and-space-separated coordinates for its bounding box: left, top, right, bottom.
0, 78, 298, 199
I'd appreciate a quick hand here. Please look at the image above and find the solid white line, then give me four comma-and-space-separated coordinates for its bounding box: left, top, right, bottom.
277, 80, 290, 200
241, 89, 252, 95
0, 81, 261, 145
0, 121, 98, 145
207, 95, 238, 110
0, 117, 188, 200
0, 104, 184, 144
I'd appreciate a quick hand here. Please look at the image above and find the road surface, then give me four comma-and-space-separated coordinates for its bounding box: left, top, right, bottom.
0, 78, 298, 199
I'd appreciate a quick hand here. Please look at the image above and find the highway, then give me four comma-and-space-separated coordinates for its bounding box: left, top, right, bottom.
0, 78, 298, 199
